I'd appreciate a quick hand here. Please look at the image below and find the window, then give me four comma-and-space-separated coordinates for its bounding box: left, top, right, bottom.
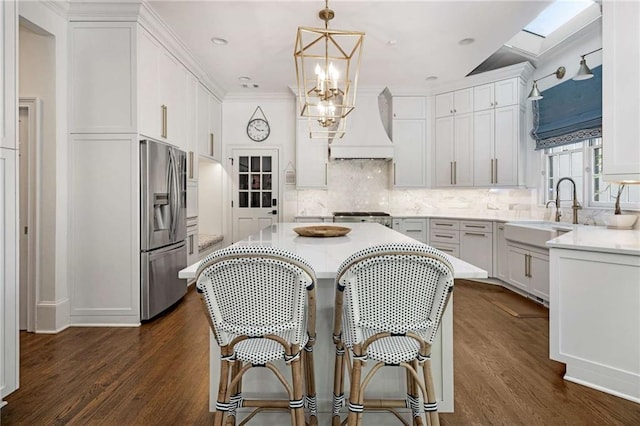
544, 138, 640, 210
524, 0, 594, 38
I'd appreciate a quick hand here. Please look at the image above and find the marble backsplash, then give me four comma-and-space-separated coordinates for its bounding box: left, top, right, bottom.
292, 159, 640, 228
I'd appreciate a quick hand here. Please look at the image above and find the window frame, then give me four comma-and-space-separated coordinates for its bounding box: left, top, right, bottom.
542, 138, 640, 211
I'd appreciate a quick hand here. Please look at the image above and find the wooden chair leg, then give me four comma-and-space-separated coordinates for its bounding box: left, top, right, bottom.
347, 349, 363, 426
422, 357, 440, 426
214, 355, 231, 426
226, 361, 242, 426
303, 347, 318, 425
332, 344, 345, 426
407, 360, 423, 426
291, 356, 306, 426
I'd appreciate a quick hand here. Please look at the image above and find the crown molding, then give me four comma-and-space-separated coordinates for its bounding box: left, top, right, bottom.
416, 61, 536, 96
66, 1, 142, 22
62, 0, 226, 100
137, 1, 226, 100
224, 92, 295, 102
42, 1, 69, 19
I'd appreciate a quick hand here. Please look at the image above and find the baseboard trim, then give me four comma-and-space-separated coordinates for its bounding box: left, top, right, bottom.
35, 298, 70, 333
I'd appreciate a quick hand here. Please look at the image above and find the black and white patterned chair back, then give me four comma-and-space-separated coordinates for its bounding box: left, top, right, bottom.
336, 243, 454, 347
195, 245, 316, 347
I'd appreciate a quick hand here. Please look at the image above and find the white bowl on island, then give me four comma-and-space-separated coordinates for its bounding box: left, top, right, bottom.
603, 214, 638, 229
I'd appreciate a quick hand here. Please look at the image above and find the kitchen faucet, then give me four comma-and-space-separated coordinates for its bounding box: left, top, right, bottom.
555, 177, 581, 224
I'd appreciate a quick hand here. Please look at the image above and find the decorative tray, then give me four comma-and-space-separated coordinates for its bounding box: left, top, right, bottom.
293, 225, 351, 237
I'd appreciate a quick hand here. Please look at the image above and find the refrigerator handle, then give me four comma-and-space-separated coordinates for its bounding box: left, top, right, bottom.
172, 149, 181, 239
168, 149, 177, 241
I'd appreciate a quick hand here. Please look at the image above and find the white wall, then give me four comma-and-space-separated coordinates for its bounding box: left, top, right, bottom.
18, 1, 70, 332
523, 19, 602, 192
221, 94, 297, 239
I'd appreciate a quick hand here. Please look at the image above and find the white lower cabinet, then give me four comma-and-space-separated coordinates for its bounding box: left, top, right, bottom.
187, 180, 198, 220
506, 242, 550, 301
430, 219, 460, 257
459, 220, 493, 276
392, 218, 428, 243
187, 224, 198, 267
494, 222, 508, 282
1, 146, 19, 398
69, 134, 140, 324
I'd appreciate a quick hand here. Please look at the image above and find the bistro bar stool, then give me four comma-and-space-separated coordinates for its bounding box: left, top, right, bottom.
331, 243, 454, 426
195, 246, 318, 426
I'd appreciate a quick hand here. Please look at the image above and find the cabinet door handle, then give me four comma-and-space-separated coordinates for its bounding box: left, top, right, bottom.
494, 158, 498, 184
188, 234, 194, 255
393, 162, 397, 185
491, 158, 494, 183
188, 151, 194, 179
498, 225, 504, 230
434, 222, 453, 227
435, 234, 454, 239
325, 163, 328, 186
527, 254, 532, 278
465, 224, 485, 228
163, 105, 168, 138
454, 161, 457, 185
438, 247, 454, 254
450, 162, 453, 185
464, 232, 485, 237
210, 133, 214, 157
525, 254, 531, 277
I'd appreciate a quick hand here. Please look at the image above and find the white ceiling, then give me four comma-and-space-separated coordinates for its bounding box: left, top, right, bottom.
147, 0, 552, 96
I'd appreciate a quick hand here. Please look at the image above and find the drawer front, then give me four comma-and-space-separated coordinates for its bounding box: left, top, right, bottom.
430, 228, 460, 244
431, 242, 459, 258
431, 219, 459, 230
460, 220, 492, 232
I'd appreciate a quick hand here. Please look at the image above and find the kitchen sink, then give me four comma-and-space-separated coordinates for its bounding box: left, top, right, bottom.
504, 221, 574, 249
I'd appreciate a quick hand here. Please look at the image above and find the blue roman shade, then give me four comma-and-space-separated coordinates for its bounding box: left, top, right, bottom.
531, 65, 602, 150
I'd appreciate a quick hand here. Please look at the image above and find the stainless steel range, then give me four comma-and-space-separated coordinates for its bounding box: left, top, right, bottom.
333, 211, 392, 228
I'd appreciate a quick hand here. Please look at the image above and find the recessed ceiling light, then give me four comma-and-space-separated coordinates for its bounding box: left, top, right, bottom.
238, 76, 251, 82
211, 37, 228, 45
387, 40, 397, 46
252, 84, 259, 88
458, 38, 475, 46
425, 76, 438, 81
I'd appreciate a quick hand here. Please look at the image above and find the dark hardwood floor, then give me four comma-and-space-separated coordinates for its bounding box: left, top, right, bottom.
3, 281, 639, 425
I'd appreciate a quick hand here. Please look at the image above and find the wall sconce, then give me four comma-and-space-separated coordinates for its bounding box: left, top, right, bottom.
573, 47, 602, 81
528, 66, 566, 101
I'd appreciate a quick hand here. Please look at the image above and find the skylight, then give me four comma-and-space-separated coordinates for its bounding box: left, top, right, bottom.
524, 0, 594, 38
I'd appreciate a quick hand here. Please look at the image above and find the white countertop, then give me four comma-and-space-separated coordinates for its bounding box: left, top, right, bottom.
546, 226, 640, 256
179, 222, 488, 280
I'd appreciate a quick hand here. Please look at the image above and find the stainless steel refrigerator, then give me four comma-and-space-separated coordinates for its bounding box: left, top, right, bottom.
140, 139, 187, 320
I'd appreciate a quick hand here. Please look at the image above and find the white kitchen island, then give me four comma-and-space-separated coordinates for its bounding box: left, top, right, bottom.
547, 227, 640, 404
179, 223, 487, 423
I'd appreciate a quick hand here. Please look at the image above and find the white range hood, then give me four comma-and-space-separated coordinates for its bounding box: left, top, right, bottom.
329, 91, 394, 160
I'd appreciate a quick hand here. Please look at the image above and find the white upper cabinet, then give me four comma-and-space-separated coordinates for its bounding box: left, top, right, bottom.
603, 0, 640, 182
185, 74, 198, 181
473, 78, 519, 111
208, 95, 222, 161
473, 104, 519, 186
435, 113, 473, 187
138, 27, 161, 139
296, 120, 328, 189
138, 26, 188, 148
393, 119, 426, 187
70, 22, 137, 133
196, 83, 222, 162
392, 97, 427, 187
392, 97, 426, 119
435, 88, 473, 118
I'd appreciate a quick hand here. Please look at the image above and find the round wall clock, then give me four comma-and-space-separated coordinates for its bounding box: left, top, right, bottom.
247, 106, 271, 142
